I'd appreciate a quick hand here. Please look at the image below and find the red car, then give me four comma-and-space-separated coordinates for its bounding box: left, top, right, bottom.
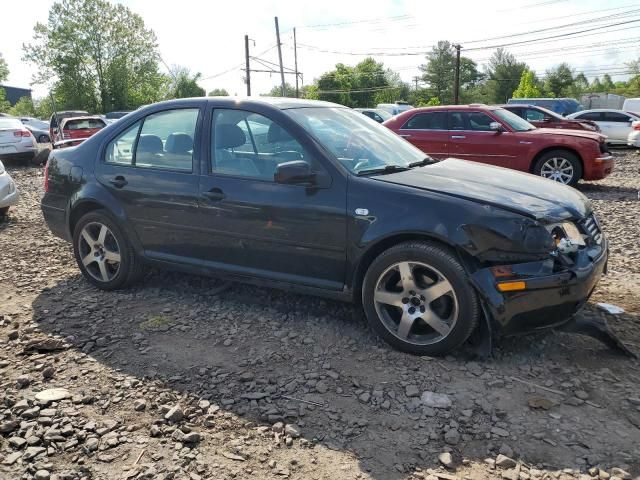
500, 104, 600, 132
383, 105, 613, 185
54, 116, 106, 149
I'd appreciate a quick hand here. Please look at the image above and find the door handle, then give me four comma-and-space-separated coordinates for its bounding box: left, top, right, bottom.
399, 134, 412, 138
202, 188, 225, 201
451, 135, 466, 139
109, 175, 127, 188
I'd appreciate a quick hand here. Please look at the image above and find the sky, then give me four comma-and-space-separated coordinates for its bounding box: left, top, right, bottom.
1, 0, 639, 99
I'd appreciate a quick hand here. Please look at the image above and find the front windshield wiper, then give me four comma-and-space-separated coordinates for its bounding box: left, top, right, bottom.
356, 165, 411, 176
408, 157, 435, 168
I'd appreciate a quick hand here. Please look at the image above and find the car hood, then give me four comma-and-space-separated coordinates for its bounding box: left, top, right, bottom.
372, 158, 591, 222
528, 127, 604, 142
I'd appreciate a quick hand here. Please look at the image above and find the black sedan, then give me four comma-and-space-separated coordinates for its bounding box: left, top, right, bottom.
41, 97, 608, 356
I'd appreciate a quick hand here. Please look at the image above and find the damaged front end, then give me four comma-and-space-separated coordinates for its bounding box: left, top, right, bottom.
462, 212, 633, 357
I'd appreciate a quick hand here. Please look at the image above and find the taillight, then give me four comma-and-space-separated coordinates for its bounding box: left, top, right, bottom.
14, 130, 32, 138
44, 161, 49, 192
633, 121, 640, 131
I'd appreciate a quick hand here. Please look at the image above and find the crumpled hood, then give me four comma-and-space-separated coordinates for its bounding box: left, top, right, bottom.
529, 128, 605, 142
373, 158, 592, 222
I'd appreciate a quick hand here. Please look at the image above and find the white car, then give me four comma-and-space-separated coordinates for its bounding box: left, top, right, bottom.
20, 116, 49, 131
0, 117, 38, 161
628, 120, 640, 148
567, 109, 640, 145
0, 160, 19, 217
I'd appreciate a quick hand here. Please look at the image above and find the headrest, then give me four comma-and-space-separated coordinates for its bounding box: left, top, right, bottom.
137, 134, 163, 154
166, 132, 193, 154
215, 124, 246, 149
267, 123, 294, 144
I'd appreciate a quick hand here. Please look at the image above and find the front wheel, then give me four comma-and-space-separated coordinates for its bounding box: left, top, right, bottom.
72, 210, 143, 290
533, 150, 582, 186
362, 241, 480, 356
38, 134, 51, 144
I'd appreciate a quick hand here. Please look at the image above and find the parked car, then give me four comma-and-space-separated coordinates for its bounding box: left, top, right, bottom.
377, 102, 414, 115
42, 97, 609, 356
20, 117, 49, 130
25, 124, 51, 144
627, 120, 640, 148
501, 104, 600, 132
507, 98, 583, 116
104, 111, 132, 124
354, 108, 393, 123
622, 97, 640, 115
49, 110, 89, 142
566, 109, 640, 146
383, 105, 612, 185
0, 159, 19, 218
0, 117, 38, 161
54, 116, 107, 146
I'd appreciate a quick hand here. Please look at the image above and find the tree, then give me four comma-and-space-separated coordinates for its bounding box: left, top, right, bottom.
264, 83, 296, 97
601, 74, 615, 92
590, 77, 604, 92
484, 48, 527, 103
166, 67, 205, 98
512, 69, 541, 98
419, 41, 481, 104
208, 88, 229, 96
0, 53, 10, 112
544, 63, 573, 97
24, 0, 166, 112
572, 73, 589, 96
8, 97, 36, 117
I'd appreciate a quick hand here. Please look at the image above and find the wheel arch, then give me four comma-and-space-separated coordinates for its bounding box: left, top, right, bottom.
530, 146, 584, 175
350, 232, 477, 304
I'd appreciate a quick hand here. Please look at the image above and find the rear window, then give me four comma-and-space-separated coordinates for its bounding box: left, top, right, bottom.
402, 112, 447, 130
63, 119, 106, 130
0, 118, 23, 129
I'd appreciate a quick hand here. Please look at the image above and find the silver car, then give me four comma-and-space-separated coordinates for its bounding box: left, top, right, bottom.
0, 117, 38, 161
567, 109, 640, 145
0, 160, 19, 217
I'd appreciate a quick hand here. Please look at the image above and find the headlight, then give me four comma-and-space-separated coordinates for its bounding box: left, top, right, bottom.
8, 181, 15, 194
546, 221, 585, 253
0, 160, 5, 175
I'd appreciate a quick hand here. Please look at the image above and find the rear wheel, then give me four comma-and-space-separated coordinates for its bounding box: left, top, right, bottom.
0, 207, 8, 219
38, 134, 50, 144
533, 150, 582, 186
362, 241, 480, 356
72, 210, 142, 290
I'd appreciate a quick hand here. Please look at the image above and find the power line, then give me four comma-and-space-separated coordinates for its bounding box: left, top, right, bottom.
294, 14, 412, 30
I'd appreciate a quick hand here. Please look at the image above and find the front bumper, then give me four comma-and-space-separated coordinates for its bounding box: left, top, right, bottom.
0, 171, 19, 208
583, 154, 614, 181
470, 238, 608, 336
628, 131, 640, 147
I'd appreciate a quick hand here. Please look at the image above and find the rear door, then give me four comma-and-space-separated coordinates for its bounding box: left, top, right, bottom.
601, 111, 634, 142
397, 111, 449, 159
95, 106, 203, 258
448, 110, 518, 168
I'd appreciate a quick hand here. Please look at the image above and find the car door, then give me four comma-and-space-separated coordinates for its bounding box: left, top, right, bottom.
195, 107, 347, 290
448, 110, 520, 168
573, 111, 605, 137
95, 106, 203, 258
601, 111, 634, 142
397, 111, 449, 159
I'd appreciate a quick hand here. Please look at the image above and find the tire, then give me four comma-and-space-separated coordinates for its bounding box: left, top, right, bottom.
0, 207, 8, 219
362, 241, 480, 356
38, 134, 50, 144
72, 209, 143, 290
533, 149, 582, 186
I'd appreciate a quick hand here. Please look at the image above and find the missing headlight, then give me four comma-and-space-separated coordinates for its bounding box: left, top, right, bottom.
548, 222, 585, 254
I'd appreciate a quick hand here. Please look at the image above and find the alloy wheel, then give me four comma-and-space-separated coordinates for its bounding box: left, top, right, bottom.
77, 222, 121, 283
373, 261, 458, 345
540, 157, 574, 184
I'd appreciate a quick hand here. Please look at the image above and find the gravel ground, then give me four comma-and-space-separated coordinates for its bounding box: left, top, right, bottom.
1, 151, 639, 480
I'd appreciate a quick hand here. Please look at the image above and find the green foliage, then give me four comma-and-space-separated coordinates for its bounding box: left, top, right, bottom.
208, 88, 229, 96
0, 53, 9, 82
543, 63, 573, 97
264, 83, 297, 97
8, 97, 36, 117
0, 89, 10, 113
23, 0, 165, 112
484, 48, 527, 103
419, 41, 482, 104
166, 67, 205, 98
512, 69, 541, 98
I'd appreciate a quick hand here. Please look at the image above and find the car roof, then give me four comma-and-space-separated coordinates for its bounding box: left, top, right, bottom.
399, 104, 498, 113
144, 96, 343, 111
572, 108, 630, 113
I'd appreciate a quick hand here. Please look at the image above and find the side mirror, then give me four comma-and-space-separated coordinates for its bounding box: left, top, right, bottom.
274, 160, 316, 185
543, 115, 553, 122
489, 122, 504, 133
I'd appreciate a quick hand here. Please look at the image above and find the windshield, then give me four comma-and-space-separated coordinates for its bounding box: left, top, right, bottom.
285, 107, 428, 174
492, 108, 536, 132
536, 106, 563, 120
374, 109, 393, 121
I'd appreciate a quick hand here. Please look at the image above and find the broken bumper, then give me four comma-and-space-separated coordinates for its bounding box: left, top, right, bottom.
470, 238, 608, 336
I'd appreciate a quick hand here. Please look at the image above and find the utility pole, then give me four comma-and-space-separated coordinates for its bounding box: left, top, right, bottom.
413, 76, 419, 91
275, 16, 286, 97
293, 27, 299, 98
244, 34, 251, 96
453, 44, 461, 105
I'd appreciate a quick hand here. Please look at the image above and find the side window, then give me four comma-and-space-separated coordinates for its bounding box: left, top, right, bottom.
135, 109, 199, 172
509, 108, 526, 120
105, 121, 140, 165
402, 112, 447, 130
467, 112, 495, 131
524, 108, 545, 121
603, 112, 632, 123
577, 112, 602, 121
211, 109, 315, 181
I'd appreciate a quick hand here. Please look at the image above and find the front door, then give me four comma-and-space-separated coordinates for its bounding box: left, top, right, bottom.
601, 111, 634, 142
448, 111, 518, 168
397, 111, 450, 160
95, 107, 202, 258
195, 107, 347, 290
